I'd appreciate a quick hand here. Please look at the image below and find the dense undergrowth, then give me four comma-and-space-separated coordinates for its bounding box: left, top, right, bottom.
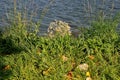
0, 12, 120, 80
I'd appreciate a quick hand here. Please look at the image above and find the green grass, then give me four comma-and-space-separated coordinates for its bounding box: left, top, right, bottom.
0, 14, 120, 80
0, 0, 120, 79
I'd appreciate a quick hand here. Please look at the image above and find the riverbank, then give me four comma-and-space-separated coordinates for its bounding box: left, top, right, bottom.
0, 14, 120, 80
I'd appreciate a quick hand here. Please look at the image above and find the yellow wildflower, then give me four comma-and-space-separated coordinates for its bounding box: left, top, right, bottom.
43, 70, 49, 76
88, 55, 94, 60
86, 71, 90, 77
62, 55, 68, 62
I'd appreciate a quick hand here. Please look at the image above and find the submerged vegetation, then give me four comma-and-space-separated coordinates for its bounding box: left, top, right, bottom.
0, 0, 120, 80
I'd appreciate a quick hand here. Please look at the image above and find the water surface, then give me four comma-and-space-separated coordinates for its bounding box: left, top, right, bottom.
0, 0, 120, 35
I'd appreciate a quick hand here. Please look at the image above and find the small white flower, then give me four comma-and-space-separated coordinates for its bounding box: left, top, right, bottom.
77, 63, 89, 71
86, 77, 92, 80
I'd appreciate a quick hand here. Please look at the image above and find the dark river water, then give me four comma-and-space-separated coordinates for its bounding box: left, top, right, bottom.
0, 0, 120, 35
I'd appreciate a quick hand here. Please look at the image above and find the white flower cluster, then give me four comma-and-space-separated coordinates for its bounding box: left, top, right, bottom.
47, 20, 71, 37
